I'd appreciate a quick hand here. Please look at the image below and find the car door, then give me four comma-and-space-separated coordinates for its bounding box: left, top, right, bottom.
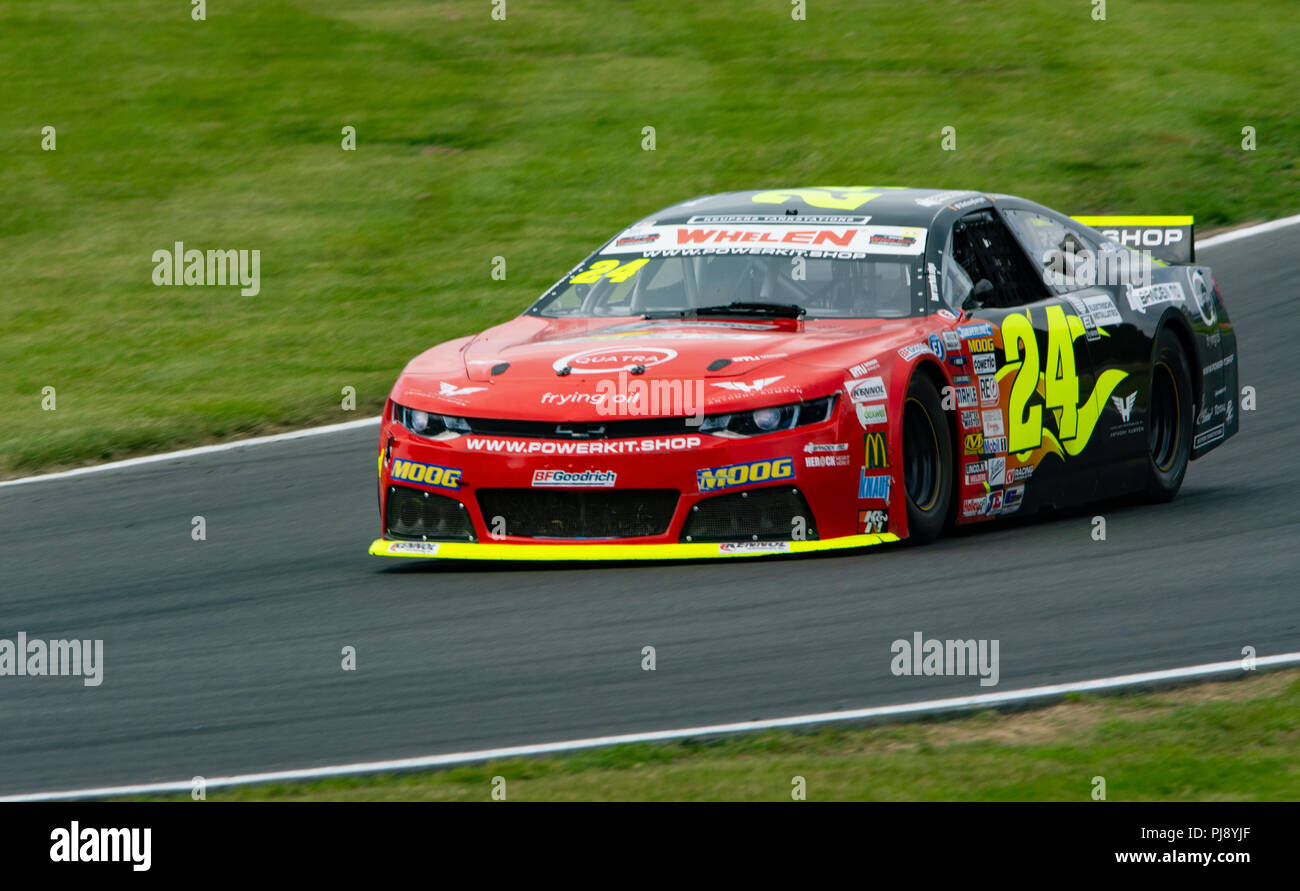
942, 209, 1103, 513
999, 205, 1153, 489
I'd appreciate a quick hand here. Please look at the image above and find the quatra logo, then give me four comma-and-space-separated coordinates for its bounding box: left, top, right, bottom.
553, 346, 677, 374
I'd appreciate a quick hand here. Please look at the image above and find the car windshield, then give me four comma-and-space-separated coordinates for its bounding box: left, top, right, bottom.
530, 222, 928, 319
532, 252, 921, 319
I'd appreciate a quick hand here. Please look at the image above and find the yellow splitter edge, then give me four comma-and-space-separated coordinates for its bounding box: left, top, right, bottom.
369, 533, 899, 562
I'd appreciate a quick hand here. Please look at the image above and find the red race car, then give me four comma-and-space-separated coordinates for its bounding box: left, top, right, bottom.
370, 187, 1236, 561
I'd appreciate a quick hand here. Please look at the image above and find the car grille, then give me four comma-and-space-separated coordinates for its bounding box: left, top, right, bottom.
476, 489, 679, 539
463, 417, 697, 439
385, 485, 477, 541
679, 486, 817, 542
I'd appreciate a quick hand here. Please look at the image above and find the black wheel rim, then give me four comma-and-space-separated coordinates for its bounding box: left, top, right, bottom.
903, 397, 941, 511
1149, 361, 1181, 471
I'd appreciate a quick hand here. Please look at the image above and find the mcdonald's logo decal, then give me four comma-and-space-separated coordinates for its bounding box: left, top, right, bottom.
863, 432, 889, 469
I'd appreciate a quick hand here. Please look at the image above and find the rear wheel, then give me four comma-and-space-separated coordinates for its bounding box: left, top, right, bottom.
1142, 328, 1193, 502
901, 374, 953, 544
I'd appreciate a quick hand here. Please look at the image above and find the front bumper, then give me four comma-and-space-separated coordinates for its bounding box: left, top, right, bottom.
370, 397, 895, 557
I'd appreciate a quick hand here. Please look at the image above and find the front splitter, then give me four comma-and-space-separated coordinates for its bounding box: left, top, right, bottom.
369, 533, 899, 562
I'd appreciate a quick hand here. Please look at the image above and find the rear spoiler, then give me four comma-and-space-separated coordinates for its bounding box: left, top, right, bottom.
1070, 215, 1194, 264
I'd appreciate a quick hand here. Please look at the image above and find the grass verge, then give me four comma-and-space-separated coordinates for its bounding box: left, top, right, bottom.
140, 669, 1300, 801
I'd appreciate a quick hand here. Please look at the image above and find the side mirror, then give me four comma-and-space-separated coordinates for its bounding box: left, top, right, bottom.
963, 279, 994, 311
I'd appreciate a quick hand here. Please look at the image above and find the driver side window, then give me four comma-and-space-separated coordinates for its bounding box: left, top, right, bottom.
1002, 209, 1101, 295
947, 210, 1049, 308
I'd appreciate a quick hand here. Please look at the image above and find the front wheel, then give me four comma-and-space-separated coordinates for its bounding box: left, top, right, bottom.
1142, 327, 1193, 502
901, 373, 954, 544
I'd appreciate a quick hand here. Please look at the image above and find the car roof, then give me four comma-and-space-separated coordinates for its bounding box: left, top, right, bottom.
645, 187, 1013, 228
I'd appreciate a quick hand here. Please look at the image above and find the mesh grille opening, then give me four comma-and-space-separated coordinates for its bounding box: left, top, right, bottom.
476, 489, 679, 539
680, 486, 817, 542
385, 485, 477, 541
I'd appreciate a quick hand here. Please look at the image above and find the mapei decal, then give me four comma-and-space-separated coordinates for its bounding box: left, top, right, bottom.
390, 459, 463, 490
697, 457, 794, 492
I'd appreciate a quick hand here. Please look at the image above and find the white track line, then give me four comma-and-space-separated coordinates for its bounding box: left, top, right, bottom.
1197, 212, 1300, 249
0, 416, 380, 489
2, 214, 1296, 491
4, 652, 1297, 802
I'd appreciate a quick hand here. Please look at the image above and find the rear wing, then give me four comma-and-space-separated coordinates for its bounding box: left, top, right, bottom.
1070, 215, 1194, 264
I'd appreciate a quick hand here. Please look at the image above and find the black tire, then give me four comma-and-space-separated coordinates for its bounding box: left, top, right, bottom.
1142, 327, 1193, 502
901, 373, 954, 544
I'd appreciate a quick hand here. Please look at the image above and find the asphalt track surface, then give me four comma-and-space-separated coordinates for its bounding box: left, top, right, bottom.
2, 229, 1297, 796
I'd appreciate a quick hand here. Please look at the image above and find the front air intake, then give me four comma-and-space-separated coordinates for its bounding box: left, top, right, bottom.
680, 486, 817, 542
385, 485, 477, 541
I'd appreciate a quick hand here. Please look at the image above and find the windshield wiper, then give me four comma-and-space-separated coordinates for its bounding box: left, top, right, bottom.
644, 301, 806, 320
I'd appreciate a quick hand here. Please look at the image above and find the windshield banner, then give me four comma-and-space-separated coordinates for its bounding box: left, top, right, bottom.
603, 224, 928, 257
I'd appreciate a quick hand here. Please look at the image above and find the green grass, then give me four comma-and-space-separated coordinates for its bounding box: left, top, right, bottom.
146, 670, 1300, 801
3, 1, 1297, 473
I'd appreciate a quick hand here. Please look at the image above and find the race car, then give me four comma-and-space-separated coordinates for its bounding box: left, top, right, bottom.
370, 187, 1237, 561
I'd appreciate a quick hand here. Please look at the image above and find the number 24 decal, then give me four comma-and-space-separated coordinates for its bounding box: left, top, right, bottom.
1001, 306, 1128, 457
570, 258, 648, 284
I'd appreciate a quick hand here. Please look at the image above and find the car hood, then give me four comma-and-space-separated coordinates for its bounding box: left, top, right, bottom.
394, 314, 922, 421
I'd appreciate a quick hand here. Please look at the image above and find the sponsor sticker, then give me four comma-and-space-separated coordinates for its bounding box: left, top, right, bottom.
1007, 464, 1035, 483
983, 436, 1008, 454
805, 454, 851, 468
859, 509, 888, 534
855, 402, 888, 427
863, 432, 889, 469
554, 346, 677, 374
967, 336, 996, 354
960, 410, 981, 428
981, 409, 1004, 436
972, 352, 997, 375
859, 471, 892, 500
1002, 485, 1025, 513
389, 541, 441, 555
697, 457, 794, 492
978, 374, 1000, 406
987, 456, 1006, 487
1193, 425, 1225, 449
718, 541, 791, 554
898, 343, 933, 361
600, 224, 927, 256
391, 459, 463, 490
844, 376, 887, 403
927, 333, 946, 360
439, 381, 486, 398
955, 386, 978, 408
964, 432, 984, 455
849, 358, 880, 377
1125, 281, 1186, 313
465, 436, 702, 454
804, 442, 849, 454
713, 376, 785, 394
1082, 294, 1123, 327
958, 322, 995, 339
532, 469, 617, 487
